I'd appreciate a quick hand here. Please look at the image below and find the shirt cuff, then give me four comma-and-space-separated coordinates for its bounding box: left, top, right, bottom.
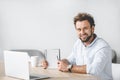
86, 63, 91, 74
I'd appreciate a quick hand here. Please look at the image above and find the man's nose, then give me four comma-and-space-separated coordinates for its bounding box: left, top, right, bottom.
80, 29, 85, 34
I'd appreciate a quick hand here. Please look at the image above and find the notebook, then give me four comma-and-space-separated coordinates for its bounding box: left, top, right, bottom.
4, 50, 49, 80
45, 49, 60, 68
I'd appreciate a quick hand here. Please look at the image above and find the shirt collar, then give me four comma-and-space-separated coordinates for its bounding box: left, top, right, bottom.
81, 34, 98, 48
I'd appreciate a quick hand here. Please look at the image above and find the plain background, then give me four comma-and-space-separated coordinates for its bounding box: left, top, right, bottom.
0, 0, 120, 63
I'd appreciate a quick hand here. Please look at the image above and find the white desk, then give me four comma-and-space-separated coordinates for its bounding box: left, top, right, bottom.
0, 61, 100, 80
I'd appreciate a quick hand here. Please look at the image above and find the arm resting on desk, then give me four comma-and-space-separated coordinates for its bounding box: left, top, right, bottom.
58, 59, 87, 74
71, 65, 87, 74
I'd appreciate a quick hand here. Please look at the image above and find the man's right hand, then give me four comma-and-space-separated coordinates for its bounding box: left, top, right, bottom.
57, 59, 69, 72
41, 60, 48, 69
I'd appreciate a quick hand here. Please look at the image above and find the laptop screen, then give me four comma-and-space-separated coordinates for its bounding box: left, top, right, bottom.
4, 50, 30, 79
4, 50, 49, 80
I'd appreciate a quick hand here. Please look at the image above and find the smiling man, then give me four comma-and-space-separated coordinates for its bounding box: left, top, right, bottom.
58, 13, 113, 80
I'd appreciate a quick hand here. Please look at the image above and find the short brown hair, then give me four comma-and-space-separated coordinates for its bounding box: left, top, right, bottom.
74, 13, 95, 27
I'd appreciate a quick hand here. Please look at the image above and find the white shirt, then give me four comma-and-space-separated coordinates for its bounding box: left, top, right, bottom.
67, 36, 113, 80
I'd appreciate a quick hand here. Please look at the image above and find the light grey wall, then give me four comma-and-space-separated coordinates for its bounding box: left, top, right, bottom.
0, 0, 120, 62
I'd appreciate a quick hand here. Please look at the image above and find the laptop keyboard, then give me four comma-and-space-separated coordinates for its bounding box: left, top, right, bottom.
30, 76, 40, 79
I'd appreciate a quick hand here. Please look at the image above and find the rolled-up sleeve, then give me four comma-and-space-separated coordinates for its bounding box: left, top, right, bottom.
86, 47, 112, 76
67, 52, 76, 64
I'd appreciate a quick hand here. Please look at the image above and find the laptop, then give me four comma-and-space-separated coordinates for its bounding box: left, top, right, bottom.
4, 50, 49, 80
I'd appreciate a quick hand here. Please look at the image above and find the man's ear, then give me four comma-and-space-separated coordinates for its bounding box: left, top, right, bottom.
92, 26, 95, 33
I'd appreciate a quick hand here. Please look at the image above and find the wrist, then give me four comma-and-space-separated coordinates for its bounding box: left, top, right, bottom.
67, 64, 73, 72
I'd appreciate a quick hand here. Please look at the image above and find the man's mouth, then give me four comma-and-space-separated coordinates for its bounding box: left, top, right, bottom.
80, 34, 87, 39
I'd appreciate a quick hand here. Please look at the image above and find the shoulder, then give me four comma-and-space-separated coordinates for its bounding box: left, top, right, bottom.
94, 37, 111, 49
90, 37, 112, 55
93, 37, 112, 56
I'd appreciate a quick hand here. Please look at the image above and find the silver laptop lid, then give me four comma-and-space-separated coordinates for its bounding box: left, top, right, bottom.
4, 50, 30, 80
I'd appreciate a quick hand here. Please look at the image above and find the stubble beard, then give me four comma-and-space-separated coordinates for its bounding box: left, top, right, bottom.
80, 32, 93, 43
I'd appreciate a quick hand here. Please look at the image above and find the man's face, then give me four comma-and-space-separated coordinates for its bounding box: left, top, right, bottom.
75, 20, 94, 42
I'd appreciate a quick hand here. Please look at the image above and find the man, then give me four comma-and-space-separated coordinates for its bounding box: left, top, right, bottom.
42, 13, 113, 80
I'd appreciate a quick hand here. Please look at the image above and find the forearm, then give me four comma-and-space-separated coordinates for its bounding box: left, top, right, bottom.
71, 65, 87, 74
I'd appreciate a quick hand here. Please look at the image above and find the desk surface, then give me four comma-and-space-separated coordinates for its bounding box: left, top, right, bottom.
0, 61, 99, 80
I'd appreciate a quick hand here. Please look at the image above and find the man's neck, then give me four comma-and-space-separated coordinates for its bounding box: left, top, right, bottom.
83, 34, 95, 47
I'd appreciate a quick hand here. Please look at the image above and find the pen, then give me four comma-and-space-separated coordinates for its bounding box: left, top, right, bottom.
57, 55, 60, 61
57, 55, 61, 65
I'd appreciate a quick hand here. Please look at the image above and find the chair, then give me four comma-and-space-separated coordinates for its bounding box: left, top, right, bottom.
112, 50, 117, 63
112, 63, 120, 80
